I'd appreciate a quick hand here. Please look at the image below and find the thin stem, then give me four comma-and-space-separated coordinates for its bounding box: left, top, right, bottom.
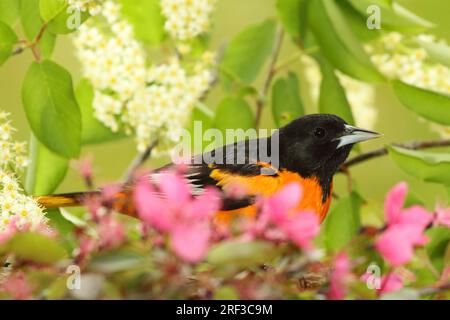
274, 46, 319, 73
418, 282, 450, 297
122, 140, 158, 184
274, 51, 302, 73
11, 22, 48, 61
340, 139, 450, 171
255, 28, 284, 129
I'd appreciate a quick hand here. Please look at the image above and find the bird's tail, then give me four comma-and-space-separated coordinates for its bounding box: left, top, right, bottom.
35, 192, 99, 209
35, 191, 137, 217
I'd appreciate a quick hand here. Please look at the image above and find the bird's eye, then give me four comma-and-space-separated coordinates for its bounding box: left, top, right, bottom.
314, 127, 326, 138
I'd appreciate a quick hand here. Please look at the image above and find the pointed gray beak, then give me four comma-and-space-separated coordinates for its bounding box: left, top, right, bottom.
336, 124, 383, 149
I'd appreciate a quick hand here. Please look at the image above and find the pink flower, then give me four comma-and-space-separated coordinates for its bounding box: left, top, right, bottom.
1, 271, 32, 300
76, 158, 93, 180
375, 182, 433, 266
98, 215, 125, 249
379, 272, 403, 295
434, 205, 450, 228
171, 222, 210, 262
134, 171, 221, 263
327, 253, 352, 300
376, 224, 428, 266
76, 235, 96, 263
259, 183, 320, 250
384, 182, 432, 229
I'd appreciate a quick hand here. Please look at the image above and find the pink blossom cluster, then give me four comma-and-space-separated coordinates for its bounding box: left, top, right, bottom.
376, 182, 447, 267
328, 182, 450, 299
134, 172, 321, 263
244, 183, 320, 251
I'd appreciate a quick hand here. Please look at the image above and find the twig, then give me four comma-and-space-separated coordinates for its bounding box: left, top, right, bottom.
273, 51, 302, 73
418, 283, 450, 297
340, 139, 450, 171
122, 140, 158, 184
11, 22, 48, 61
255, 28, 284, 129
273, 46, 319, 73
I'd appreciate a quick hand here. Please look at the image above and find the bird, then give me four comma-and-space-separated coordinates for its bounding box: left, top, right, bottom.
36, 114, 382, 223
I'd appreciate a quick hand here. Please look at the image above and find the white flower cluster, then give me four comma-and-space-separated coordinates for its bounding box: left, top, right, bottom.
0, 172, 46, 232
0, 112, 28, 171
301, 55, 378, 130
369, 33, 450, 94
129, 55, 214, 151
368, 32, 450, 137
68, 0, 103, 16
161, 0, 217, 40
0, 112, 45, 233
74, 1, 215, 152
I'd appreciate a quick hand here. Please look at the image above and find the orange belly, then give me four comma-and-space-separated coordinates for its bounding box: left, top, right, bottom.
214, 170, 332, 224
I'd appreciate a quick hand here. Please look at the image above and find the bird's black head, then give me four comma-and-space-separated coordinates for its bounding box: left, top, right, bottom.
278, 114, 381, 181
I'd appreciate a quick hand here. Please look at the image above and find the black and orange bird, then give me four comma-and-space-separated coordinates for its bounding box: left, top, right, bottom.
37, 114, 381, 224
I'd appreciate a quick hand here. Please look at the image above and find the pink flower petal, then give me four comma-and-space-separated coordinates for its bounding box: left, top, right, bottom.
266, 183, 303, 223
379, 272, 403, 295
398, 206, 433, 229
188, 187, 221, 220
158, 171, 192, 206
435, 206, 450, 228
171, 223, 210, 263
134, 179, 172, 232
375, 224, 428, 266
281, 211, 320, 250
1, 272, 32, 300
384, 182, 408, 225
328, 253, 352, 300
98, 216, 125, 248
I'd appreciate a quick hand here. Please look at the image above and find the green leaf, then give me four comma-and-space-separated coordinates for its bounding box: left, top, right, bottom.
387, 145, 450, 185
338, 0, 381, 42
392, 80, 450, 126
276, 0, 308, 44
0, 21, 17, 66
308, 0, 384, 83
40, 0, 90, 34
348, 0, 433, 33
272, 72, 304, 127
221, 20, 276, 84
318, 57, 355, 125
39, 0, 67, 22
119, 0, 166, 45
45, 277, 68, 300
22, 60, 82, 158
0, 0, 20, 26
213, 97, 254, 133
76, 78, 126, 145
45, 208, 75, 235
88, 250, 148, 273
21, 0, 56, 58
25, 134, 69, 195
213, 286, 239, 300
207, 240, 278, 267
325, 192, 363, 252
426, 227, 450, 272
0, 232, 67, 264
347, 0, 392, 11
237, 86, 259, 99
418, 40, 450, 68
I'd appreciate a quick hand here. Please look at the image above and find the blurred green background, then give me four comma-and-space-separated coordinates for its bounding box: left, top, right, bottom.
1, 0, 449, 209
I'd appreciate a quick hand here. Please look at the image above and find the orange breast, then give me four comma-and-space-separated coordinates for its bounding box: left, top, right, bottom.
214, 170, 332, 224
